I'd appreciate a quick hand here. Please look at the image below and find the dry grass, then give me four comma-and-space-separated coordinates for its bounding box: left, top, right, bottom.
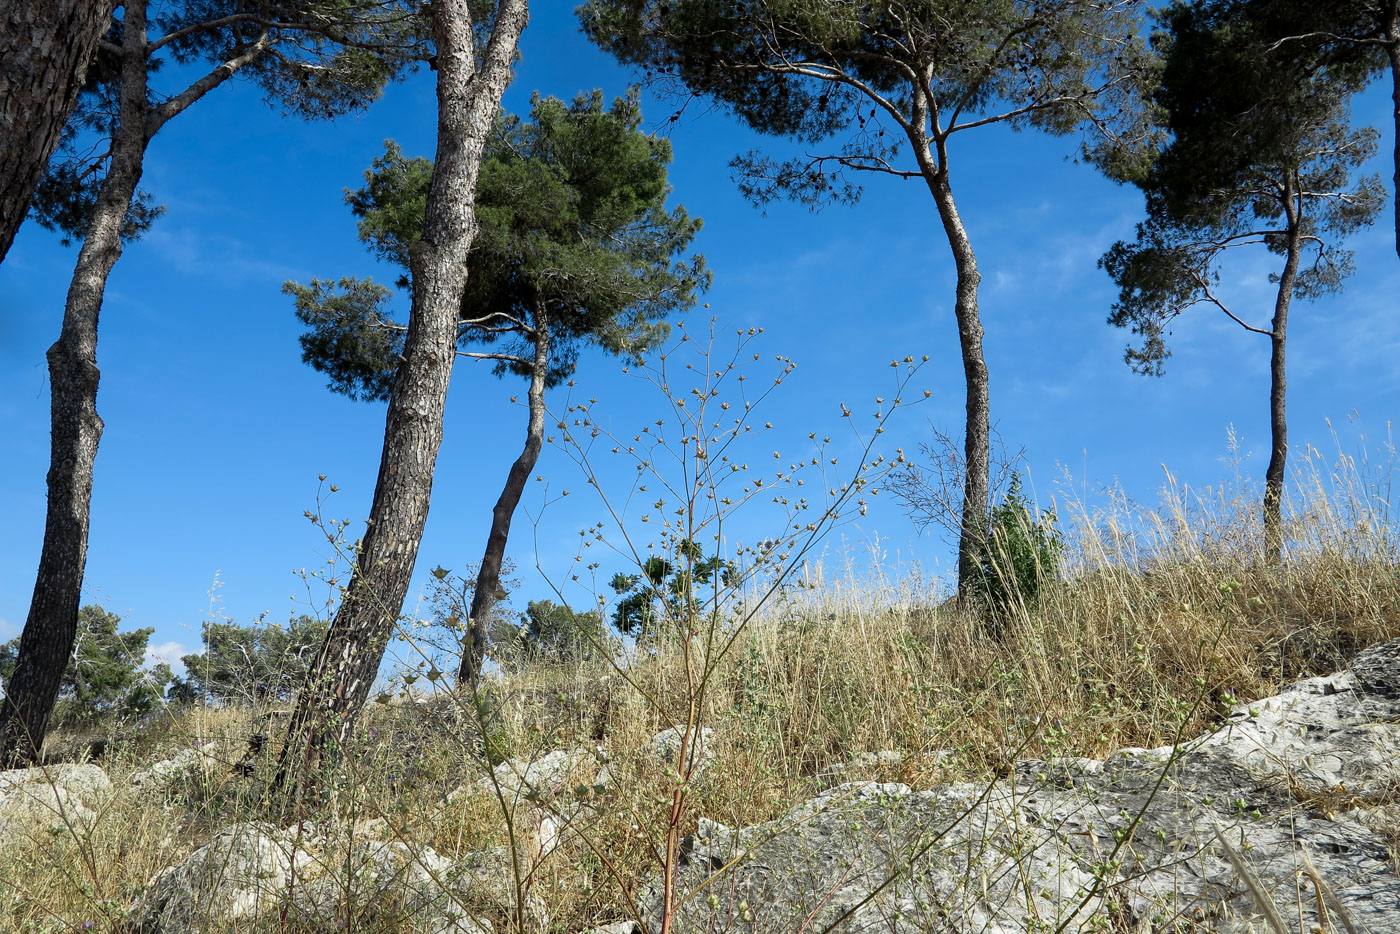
4, 443, 1400, 933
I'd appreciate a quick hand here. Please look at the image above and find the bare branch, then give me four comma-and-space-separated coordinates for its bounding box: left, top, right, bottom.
457, 351, 530, 365
146, 32, 274, 135
1189, 268, 1274, 336
740, 57, 917, 136
147, 12, 266, 54
1266, 31, 1389, 52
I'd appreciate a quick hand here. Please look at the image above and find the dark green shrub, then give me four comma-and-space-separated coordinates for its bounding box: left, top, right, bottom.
970, 473, 1063, 628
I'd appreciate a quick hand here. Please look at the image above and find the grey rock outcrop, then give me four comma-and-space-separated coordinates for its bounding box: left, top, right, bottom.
0, 762, 109, 846
644, 726, 713, 773
641, 638, 1400, 933
129, 822, 501, 933
130, 822, 301, 933
293, 838, 494, 933
447, 748, 591, 806
596, 727, 714, 789
131, 743, 223, 789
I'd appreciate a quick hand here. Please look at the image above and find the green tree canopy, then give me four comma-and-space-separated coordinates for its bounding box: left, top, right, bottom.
167, 615, 328, 706
29, 0, 429, 247
289, 88, 708, 684
1120, 0, 1378, 213
1102, 113, 1382, 375
1131, 0, 1396, 254
290, 88, 708, 399
500, 600, 615, 667
0, 605, 170, 727
609, 539, 734, 640
1099, 0, 1385, 564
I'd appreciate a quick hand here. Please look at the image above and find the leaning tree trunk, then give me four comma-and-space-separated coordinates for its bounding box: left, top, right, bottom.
459, 301, 550, 685
0, 2, 149, 767
0, 0, 116, 265
276, 0, 529, 801
1387, 25, 1400, 261
1263, 179, 1302, 567
920, 147, 990, 600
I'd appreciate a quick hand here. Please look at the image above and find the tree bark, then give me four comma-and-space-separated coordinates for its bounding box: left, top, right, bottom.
920, 156, 990, 599
277, 0, 528, 799
459, 302, 549, 685
0, 0, 273, 767
1264, 176, 1302, 567
0, 0, 116, 265
1386, 22, 1400, 261
0, 0, 149, 767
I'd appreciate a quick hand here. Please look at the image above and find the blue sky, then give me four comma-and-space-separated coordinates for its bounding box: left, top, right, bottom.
2, 8, 1397, 678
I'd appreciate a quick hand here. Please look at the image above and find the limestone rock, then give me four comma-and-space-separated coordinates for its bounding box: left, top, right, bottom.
0, 763, 109, 845
645, 726, 713, 775
132, 743, 223, 789
445, 748, 589, 805
131, 824, 500, 934
129, 822, 302, 933
291, 839, 494, 933
597, 727, 714, 788
640, 638, 1400, 933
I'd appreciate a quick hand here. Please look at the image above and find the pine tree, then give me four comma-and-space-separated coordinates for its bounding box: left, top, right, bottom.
1099, 0, 1385, 564
288, 89, 706, 685
578, 0, 1149, 597
1, 0, 427, 767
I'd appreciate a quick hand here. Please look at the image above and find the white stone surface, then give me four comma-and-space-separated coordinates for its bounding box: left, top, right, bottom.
0, 762, 109, 845
639, 638, 1400, 933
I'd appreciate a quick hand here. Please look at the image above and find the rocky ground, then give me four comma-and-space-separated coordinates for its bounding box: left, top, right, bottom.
4, 640, 1400, 933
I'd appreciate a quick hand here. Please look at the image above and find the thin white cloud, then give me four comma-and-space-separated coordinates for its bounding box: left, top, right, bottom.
141, 225, 304, 286
145, 640, 191, 678
0, 617, 15, 640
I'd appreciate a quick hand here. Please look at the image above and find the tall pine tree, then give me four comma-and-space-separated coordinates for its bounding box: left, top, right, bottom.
1, 0, 428, 767
289, 90, 707, 684
274, 0, 530, 805
1100, 0, 1384, 565
578, 0, 1149, 596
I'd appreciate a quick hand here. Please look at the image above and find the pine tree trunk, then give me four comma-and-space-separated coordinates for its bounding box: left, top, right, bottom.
1264, 178, 1302, 567
0, 0, 115, 264
276, 0, 528, 799
1387, 25, 1400, 261
0, 1, 148, 767
923, 164, 990, 599
459, 301, 550, 685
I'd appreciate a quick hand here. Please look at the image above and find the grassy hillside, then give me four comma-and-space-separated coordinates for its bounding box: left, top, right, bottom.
5, 448, 1400, 932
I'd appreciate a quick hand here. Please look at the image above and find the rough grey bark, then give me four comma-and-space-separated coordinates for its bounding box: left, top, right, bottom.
936, 184, 990, 598
912, 123, 989, 599
459, 301, 550, 685
0, 0, 275, 767
277, 0, 529, 797
0, 1, 148, 767
1264, 177, 1302, 567
1388, 21, 1400, 260
0, 0, 115, 265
